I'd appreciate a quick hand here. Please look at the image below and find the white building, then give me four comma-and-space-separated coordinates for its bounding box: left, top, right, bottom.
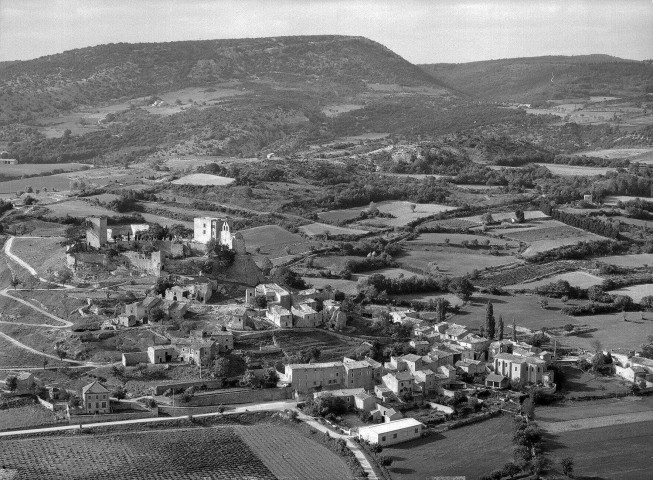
357, 418, 424, 446
193, 217, 235, 248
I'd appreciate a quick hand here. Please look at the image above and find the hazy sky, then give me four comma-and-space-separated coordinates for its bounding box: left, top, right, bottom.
1, 0, 651, 63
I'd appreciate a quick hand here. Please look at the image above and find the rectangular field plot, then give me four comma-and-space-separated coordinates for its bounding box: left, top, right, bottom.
462, 210, 548, 224
0, 404, 62, 431
0, 173, 74, 194
236, 424, 353, 480
0, 163, 88, 178
407, 233, 516, 248
44, 200, 116, 218
505, 271, 604, 290
299, 222, 369, 238
319, 200, 456, 228
596, 253, 653, 268
536, 163, 616, 176
383, 415, 513, 480
0, 427, 276, 480
607, 284, 653, 302
397, 249, 521, 277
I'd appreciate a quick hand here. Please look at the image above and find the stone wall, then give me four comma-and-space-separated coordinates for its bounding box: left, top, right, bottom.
153, 379, 223, 396
122, 351, 149, 366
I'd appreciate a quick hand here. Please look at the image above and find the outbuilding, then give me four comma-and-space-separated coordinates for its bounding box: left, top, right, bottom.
357, 418, 424, 446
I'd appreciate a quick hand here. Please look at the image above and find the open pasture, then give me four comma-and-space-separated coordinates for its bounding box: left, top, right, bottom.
240, 225, 316, 258
505, 270, 604, 290
607, 283, 653, 302
321, 103, 364, 117
43, 200, 116, 219
0, 404, 62, 431
0, 426, 276, 480
571, 147, 653, 160
391, 292, 463, 307
543, 418, 653, 479
536, 163, 615, 176
299, 222, 369, 238
407, 232, 515, 248
397, 249, 521, 277
171, 173, 235, 186
383, 415, 513, 480
319, 200, 456, 227
0, 173, 73, 194
602, 195, 649, 205
10, 236, 67, 277
596, 253, 653, 268
462, 210, 548, 224
0, 163, 89, 178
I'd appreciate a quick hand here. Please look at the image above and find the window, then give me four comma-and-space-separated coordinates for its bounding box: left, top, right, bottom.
393, 434, 397, 439
102, 402, 106, 408
414, 428, 419, 433
381, 436, 386, 442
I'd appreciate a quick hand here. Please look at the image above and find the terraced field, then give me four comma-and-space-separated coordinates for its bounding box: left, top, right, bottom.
475, 261, 571, 287
0, 427, 275, 480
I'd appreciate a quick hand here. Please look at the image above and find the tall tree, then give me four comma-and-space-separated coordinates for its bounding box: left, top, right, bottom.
512, 318, 517, 342
498, 315, 504, 340
486, 301, 495, 339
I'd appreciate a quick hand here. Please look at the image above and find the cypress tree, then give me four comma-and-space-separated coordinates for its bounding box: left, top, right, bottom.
512, 318, 517, 342
498, 315, 504, 340
486, 301, 495, 339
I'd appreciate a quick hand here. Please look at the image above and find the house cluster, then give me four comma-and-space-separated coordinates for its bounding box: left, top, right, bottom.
247, 284, 346, 330
611, 351, 653, 388
74, 216, 247, 278
122, 329, 234, 367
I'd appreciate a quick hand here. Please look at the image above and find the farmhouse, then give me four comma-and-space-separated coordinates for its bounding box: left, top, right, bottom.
125, 296, 164, 322
291, 303, 322, 328
382, 371, 413, 396
165, 280, 214, 303
247, 283, 292, 309
284, 362, 344, 393
0, 158, 17, 165
173, 338, 217, 366
82, 381, 110, 414
148, 345, 176, 364
342, 358, 377, 390
485, 373, 509, 389
267, 304, 293, 327
357, 418, 424, 446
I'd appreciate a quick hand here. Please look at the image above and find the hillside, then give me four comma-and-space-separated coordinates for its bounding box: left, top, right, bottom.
0, 35, 444, 125
421, 55, 653, 103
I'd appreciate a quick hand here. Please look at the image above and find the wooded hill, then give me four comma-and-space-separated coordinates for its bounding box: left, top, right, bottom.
421, 55, 653, 103
0, 35, 445, 125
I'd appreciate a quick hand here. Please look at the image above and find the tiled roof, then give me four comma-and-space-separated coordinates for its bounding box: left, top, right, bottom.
82, 381, 109, 394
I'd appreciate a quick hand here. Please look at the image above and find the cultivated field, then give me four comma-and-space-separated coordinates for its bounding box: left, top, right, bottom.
0, 173, 74, 194
0, 426, 276, 479
461, 210, 549, 224
536, 163, 615, 176
171, 173, 235, 186
320, 200, 456, 228
607, 283, 653, 302
571, 147, 653, 160
475, 262, 570, 287
240, 225, 315, 258
398, 249, 521, 277
0, 163, 89, 177
0, 404, 62, 431
302, 277, 359, 296
299, 222, 369, 238
236, 424, 353, 480
596, 253, 653, 267
383, 415, 513, 480
391, 292, 464, 307
43, 200, 116, 218
406, 232, 516, 248
505, 270, 604, 290
500, 221, 605, 257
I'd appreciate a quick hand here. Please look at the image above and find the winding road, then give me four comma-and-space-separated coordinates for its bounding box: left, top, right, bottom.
0, 236, 107, 367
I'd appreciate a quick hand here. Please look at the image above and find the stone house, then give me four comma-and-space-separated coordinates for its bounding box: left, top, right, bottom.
343, 358, 376, 390
125, 296, 164, 322
485, 373, 509, 389
82, 381, 110, 415
165, 281, 213, 304
210, 330, 234, 352
455, 359, 485, 376
382, 371, 413, 396
291, 303, 322, 328
284, 362, 344, 393
409, 340, 430, 355
174, 339, 217, 367
246, 283, 292, 309
148, 345, 176, 364
267, 304, 292, 328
